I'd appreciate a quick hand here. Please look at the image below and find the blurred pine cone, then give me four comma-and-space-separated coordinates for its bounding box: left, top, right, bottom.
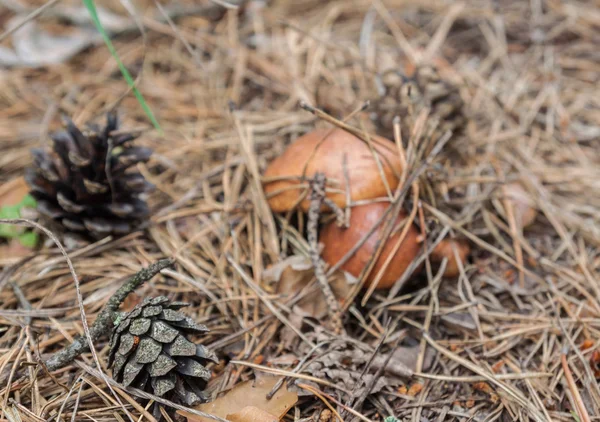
25, 113, 153, 239
374, 65, 466, 141
108, 296, 216, 419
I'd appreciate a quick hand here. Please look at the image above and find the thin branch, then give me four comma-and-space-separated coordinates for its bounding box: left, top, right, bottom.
45, 258, 174, 371
307, 173, 343, 333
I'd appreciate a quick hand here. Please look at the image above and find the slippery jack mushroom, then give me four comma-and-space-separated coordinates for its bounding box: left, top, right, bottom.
320, 202, 421, 290
502, 182, 538, 229
263, 128, 403, 212
263, 127, 470, 290
320, 202, 471, 289
430, 239, 470, 278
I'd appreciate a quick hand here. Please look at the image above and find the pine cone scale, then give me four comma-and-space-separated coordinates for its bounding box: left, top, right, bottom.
176, 357, 211, 380
161, 309, 186, 321
82, 179, 108, 194
56, 192, 85, 213
150, 320, 179, 342
152, 375, 176, 396
123, 361, 145, 386
36, 200, 65, 219
165, 335, 196, 356
129, 318, 151, 335
149, 354, 177, 377
134, 338, 162, 364
117, 333, 136, 356
112, 354, 128, 378
142, 305, 163, 317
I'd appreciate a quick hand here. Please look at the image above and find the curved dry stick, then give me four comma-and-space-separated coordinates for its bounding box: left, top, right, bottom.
45, 258, 175, 371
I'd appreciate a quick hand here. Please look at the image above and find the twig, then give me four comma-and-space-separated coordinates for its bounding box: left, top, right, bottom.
561, 349, 592, 422
45, 258, 174, 371
9, 284, 34, 334
267, 340, 332, 399
307, 173, 343, 333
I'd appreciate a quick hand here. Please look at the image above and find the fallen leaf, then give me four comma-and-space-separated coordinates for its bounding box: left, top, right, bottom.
0, 177, 38, 253
0, 5, 131, 68
372, 343, 435, 376
179, 375, 297, 422
227, 406, 278, 422
0, 177, 28, 207
0, 239, 31, 262
440, 312, 477, 332
297, 338, 406, 398
265, 255, 351, 320
0, 18, 100, 68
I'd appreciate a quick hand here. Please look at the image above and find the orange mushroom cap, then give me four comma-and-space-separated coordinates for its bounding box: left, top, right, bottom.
430, 239, 470, 277
503, 183, 537, 229
263, 128, 402, 212
320, 202, 421, 290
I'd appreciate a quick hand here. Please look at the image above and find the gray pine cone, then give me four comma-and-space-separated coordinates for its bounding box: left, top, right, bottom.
108, 296, 216, 418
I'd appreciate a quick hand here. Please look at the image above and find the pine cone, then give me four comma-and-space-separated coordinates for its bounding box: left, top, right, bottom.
25, 113, 153, 239
108, 296, 216, 419
374, 65, 466, 141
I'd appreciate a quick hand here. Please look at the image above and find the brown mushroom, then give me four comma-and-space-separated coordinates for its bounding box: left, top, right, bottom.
503, 182, 537, 229
320, 202, 421, 290
430, 239, 470, 277
263, 128, 402, 212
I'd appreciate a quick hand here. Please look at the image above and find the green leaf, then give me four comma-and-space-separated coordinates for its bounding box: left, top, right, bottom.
0, 194, 38, 245
0, 205, 20, 219
384, 417, 399, 422
17, 231, 39, 248
0, 205, 22, 238
20, 194, 37, 208
82, 0, 162, 134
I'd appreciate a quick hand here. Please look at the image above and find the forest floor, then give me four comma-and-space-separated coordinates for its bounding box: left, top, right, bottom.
2, 0, 600, 421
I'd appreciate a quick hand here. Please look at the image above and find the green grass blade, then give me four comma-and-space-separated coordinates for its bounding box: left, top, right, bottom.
82, 0, 162, 134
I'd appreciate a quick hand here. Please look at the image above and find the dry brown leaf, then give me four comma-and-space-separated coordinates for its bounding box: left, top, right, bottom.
226, 406, 278, 422
179, 375, 298, 422
0, 177, 28, 207
298, 338, 401, 397
0, 177, 32, 262
0, 239, 31, 262
265, 255, 351, 319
